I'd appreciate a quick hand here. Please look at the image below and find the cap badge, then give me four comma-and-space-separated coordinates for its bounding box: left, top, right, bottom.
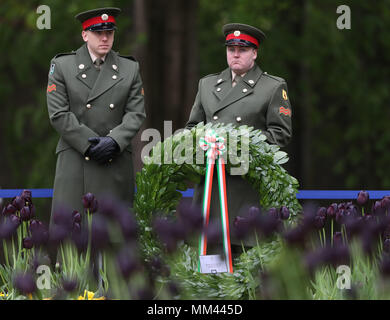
101, 13, 109, 21
233, 30, 241, 37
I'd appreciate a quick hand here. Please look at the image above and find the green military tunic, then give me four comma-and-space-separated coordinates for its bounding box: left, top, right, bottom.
186, 63, 292, 246
47, 43, 146, 216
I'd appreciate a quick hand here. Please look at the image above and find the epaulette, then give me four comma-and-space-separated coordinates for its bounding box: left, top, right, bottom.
54, 51, 76, 59
201, 72, 219, 80
118, 54, 137, 61
262, 72, 285, 83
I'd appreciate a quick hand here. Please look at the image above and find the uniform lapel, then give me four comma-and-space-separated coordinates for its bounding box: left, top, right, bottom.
87, 49, 123, 103
212, 68, 231, 101
214, 64, 263, 114
75, 44, 97, 89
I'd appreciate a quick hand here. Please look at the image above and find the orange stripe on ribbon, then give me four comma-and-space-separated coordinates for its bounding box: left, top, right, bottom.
279, 106, 291, 116
47, 84, 56, 93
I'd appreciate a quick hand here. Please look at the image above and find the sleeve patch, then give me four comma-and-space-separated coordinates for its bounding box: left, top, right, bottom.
47, 84, 56, 92
279, 106, 291, 116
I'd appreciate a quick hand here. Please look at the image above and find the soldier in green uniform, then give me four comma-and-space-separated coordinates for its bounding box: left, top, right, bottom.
186, 23, 292, 251
47, 8, 146, 219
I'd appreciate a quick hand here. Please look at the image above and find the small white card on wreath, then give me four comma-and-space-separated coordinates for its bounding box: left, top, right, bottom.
199, 254, 228, 274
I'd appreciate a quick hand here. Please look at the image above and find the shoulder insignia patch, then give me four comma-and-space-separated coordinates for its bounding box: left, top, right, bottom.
279, 106, 291, 117
282, 89, 288, 100
49, 63, 55, 75
47, 84, 56, 93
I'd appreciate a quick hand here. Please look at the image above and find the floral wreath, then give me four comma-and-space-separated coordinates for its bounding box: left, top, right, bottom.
134, 122, 302, 299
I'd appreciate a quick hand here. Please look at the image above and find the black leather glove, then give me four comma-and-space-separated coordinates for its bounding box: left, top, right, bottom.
87, 137, 119, 164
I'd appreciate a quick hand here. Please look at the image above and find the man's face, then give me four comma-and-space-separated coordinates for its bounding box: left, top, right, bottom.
82, 30, 115, 57
226, 45, 257, 75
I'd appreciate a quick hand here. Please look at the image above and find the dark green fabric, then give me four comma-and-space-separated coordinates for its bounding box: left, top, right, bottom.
186, 63, 292, 245
47, 43, 146, 217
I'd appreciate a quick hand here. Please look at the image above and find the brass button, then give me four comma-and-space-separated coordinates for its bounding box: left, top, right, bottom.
242, 88, 248, 93
81, 74, 87, 78
86, 104, 91, 109
109, 159, 113, 163
213, 115, 218, 120
236, 116, 242, 122
79, 64, 85, 70
248, 80, 254, 85
217, 78, 223, 84
109, 129, 113, 133
109, 104, 114, 109
112, 64, 118, 70
85, 156, 90, 161
216, 88, 221, 92
112, 75, 117, 80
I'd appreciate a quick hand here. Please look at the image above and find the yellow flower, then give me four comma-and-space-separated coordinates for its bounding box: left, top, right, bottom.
77, 290, 105, 300
0, 292, 8, 297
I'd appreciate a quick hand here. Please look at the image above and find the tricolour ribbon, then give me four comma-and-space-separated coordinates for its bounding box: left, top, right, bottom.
198, 130, 233, 273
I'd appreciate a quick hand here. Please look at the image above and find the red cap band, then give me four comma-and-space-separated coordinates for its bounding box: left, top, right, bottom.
226, 32, 259, 47
82, 15, 116, 30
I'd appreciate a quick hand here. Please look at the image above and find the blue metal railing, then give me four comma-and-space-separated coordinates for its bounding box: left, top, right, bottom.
0, 189, 389, 200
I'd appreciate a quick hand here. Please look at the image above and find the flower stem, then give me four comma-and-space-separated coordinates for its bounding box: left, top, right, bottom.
2, 240, 9, 267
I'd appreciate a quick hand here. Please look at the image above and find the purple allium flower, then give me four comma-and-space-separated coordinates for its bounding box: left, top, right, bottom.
52, 206, 73, 231
380, 256, 390, 277
381, 196, 390, 211
4, 204, 17, 215
326, 203, 338, 220
177, 202, 203, 233
383, 238, 390, 254
29, 219, 41, 231
150, 256, 170, 277
117, 247, 139, 279
73, 222, 81, 234
71, 225, 89, 252
72, 210, 81, 223
333, 231, 343, 246
49, 224, 69, 246
20, 190, 32, 205
23, 236, 33, 249
30, 221, 49, 247
91, 215, 110, 250
314, 215, 326, 229
344, 216, 363, 238
283, 225, 307, 248
117, 212, 137, 240
82, 192, 95, 209
62, 277, 78, 292
153, 217, 178, 252
233, 216, 251, 240
12, 196, 24, 211
372, 200, 385, 216
136, 288, 154, 300
13, 273, 36, 295
317, 207, 327, 218
90, 198, 98, 213
280, 206, 290, 220
20, 206, 31, 221
0, 218, 19, 240
258, 213, 282, 238
267, 208, 279, 220
205, 222, 222, 245
168, 281, 180, 297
